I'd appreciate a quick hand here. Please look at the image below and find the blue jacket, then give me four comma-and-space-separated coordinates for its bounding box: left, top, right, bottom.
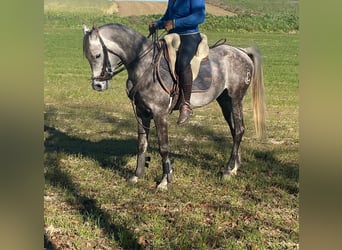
156, 0, 206, 34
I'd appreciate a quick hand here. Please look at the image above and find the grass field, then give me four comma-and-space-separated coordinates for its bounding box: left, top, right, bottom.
207, 0, 298, 15
44, 0, 299, 249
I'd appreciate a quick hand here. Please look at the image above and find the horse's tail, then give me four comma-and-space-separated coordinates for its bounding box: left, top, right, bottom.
244, 46, 266, 139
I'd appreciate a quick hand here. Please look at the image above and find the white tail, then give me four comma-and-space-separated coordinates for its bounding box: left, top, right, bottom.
245, 47, 266, 139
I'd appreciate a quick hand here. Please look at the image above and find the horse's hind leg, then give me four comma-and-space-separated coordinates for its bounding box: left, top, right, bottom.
216, 90, 234, 138
217, 91, 244, 179
129, 114, 151, 183
226, 98, 244, 177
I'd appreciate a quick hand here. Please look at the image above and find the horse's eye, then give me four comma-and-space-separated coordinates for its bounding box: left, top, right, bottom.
95, 54, 101, 59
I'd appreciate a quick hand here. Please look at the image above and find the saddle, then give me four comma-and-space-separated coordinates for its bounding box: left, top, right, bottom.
158, 33, 212, 93
155, 33, 213, 112
163, 33, 210, 81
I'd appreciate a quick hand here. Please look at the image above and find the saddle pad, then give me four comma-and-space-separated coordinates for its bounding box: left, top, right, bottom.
158, 53, 212, 93
193, 57, 212, 92
163, 33, 210, 80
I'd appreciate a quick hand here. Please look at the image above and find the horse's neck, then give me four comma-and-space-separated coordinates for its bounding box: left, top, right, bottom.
113, 38, 152, 73
120, 40, 154, 81
126, 41, 152, 66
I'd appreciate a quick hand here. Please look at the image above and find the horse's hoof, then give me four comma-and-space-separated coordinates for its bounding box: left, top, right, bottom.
221, 169, 237, 181
156, 176, 168, 190
128, 175, 139, 184
157, 182, 168, 191
222, 173, 233, 181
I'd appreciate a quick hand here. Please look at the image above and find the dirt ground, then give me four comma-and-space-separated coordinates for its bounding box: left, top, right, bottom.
106, 1, 236, 17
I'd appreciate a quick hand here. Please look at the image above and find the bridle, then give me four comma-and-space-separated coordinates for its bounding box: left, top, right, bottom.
91, 33, 156, 82
91, 35, 126, 81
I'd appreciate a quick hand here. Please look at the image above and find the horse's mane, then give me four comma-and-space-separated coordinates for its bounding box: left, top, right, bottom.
83, 31, 91, 58
83, 23, 151, 56
101, 23, 150, 45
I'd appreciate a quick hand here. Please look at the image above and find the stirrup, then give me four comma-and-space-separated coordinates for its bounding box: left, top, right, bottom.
177, 103, 193, 125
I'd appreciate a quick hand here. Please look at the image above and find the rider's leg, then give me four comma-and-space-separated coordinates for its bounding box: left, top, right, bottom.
177, 65, 193, 125
176, 33, 202, 125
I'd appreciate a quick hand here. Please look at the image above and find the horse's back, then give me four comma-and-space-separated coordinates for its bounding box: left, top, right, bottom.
210, 44, 254, 67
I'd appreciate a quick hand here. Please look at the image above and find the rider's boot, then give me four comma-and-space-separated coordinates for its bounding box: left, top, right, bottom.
177, 66, 193, 125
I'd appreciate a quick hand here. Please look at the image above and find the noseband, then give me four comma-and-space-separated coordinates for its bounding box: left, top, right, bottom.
91, 36, 125, 81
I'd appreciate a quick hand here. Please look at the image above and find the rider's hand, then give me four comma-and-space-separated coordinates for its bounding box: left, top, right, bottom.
164, 20, 174, 32
149, 21, 158, 34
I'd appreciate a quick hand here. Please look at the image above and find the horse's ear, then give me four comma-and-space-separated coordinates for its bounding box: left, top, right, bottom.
82, 24, 90, 35
93, 23, 99, 32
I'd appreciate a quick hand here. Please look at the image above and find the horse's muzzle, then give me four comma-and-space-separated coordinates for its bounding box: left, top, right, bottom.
92, 80, 110, 91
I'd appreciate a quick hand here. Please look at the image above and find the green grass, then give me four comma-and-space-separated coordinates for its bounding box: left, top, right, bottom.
208, 0, 299, 15
44, 0, 299, 33
44, 0, 298, 16
44, 0, 298, 249
44, 0, 113, 13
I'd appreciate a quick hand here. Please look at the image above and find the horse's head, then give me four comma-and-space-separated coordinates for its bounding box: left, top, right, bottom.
82, 24, 120, 91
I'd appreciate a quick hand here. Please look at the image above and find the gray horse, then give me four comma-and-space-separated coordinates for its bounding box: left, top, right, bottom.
82, 23, 266, 190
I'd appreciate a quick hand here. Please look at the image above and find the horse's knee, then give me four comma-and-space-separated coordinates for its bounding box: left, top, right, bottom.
234, 126, 245, 141
238, 126, 245, 136
159, 145, 169, 158
138, 142, 148, 154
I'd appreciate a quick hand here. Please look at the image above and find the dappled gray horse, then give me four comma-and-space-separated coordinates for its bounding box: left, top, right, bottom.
82, 23, 265, 190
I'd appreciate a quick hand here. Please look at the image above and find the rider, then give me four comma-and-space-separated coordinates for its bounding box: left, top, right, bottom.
149, 0, 206, 125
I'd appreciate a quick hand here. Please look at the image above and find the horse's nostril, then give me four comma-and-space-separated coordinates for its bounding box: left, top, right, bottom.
93, 83, 102, 91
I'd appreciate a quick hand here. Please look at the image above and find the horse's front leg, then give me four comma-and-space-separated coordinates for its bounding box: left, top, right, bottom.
154, 114, 173, 190
129, 113, 151, 183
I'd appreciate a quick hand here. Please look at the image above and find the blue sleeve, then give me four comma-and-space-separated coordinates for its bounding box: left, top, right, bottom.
155, 0, 172, 29
174, 0, 206, 29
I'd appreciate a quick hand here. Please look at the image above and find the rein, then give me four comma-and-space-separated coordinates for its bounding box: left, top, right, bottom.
127, 30, 166, 100
127, 40, 165, 130
127, 30, 166, 130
